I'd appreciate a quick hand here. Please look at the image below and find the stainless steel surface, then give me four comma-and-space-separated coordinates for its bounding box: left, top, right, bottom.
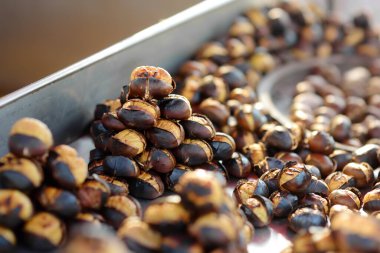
258, 55, 369, 152
0, 0, 255, 156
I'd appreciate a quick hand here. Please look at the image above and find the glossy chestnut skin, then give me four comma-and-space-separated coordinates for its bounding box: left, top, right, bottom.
128, 171, 164, 200
363, 189, 380, 213
103, 195, 141, 228
101, 112, 125, 131
94, 98, 121, 120
118, 217, 162, 253
37, 186, 80, 218
0, 154, 43, 192
234, 179, 269, 204
77, 178, 110, 210
144, 196, 190, 235
325, 172, 355, 192
107, 129, 146, 157
165, 164, 193, 193
199, 98, 230, 127
117, 99, 160, 129
22, 212, 65, 251
288, 207, 327, 232
223, 152, 251, 178
121, 66, 175, 101
240, 195, 273, 227
305, 176, 329, 196
262, 125, 297, 151
307, 131, 335, 155
278, 162, 312, 194
305, 153, 336, 178
215, 65, 247, 89
199, 75, 228, 102
275, 152, 303, 163
97, 175, 129, 196
230, 129, 257, 152
299, 193, 330, 215
0, 190, 33, 228
352, 144, 379, 168
270, 191, 299, 218
209, 133, 236, 161
329, 150, 352, 171
330, 115, 352, 142
145, 120, 185, 149
158, 94, 192, 120
136, 148, 176, 174
328, 189, 361, 210
103, 155, 140, 178
260, 169, 281, 194
342, 162, 374, 188
180, 113, 216, 140
173, 139, 213, 166
254, 157, 284, 177
8, 118, 53, 158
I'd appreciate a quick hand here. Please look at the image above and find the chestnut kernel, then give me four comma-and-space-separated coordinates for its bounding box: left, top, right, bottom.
97, 174, 129, 196
342, 162, 374, 188
325, 172, 355, 192
77, 178, 110, 210
363, 189, 380, 213
243, 142, 267, 165
328, 189, 361, 210
240, 195, 273, 227
234, 179, 269, 204
270, 191, 299, 218
136, 148, 175, 174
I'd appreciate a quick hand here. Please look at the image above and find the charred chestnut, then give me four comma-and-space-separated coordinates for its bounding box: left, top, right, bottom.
145, 120, 185, 149
103, 195, 141, 228
288, 207, 327, 232
209, 132, 236, 161
8, 118, 53, 158
325, 172, 355, 192
144, 196, 190, 235
107, 129, 146, 157
328, 189, 361, 210
38, 186, 80, 218
0, 189, 33, 228
97, 175, 129, 196
260, 169, 281, 194
0, 154, 43, 192
240, 195, 273, 227
173, 139, 213, 166
165, 164, 192, 193
117, 99, 160, 129
223, 152, 251, 178
177, 170, 224, 214
180, 113, 216, 140
122, 66, 175, 101
77, 178, 110, 210
342, 162, 374, 188
23, 212, 65, 251
363, 189, 380, 213
305, 176, 329, 196
94, 98, 121, 120
233, 179, 269, 204
158, 94, 192, 120
270, 191, 299, 218
278, 162, 311, 194
47, 145, 88, 189
128, 171, 164, 199
136, 148, 175, 173
104, 155, 140, 178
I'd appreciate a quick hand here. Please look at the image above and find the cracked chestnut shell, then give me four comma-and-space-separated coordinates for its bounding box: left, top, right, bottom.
97, 174, 129, 196
121, 66, 175, 101
77, 178, 110, 210
342, 162, 374, 188
288, 207, 327, 233
94, 98, 122, 120
278, 162, 312, 194
0, 189, 33, 228
103, 155, 140, 178
328, 189, 361, 210
107, 129, 146, 157
243, 143, 267, 165
363, 189, 380, 213
117, 99, 160, 129
180, 113, 216, 140
189, 213, 237, 249
305, 176, 329, 196
144, 196, 190, 235
233, 179, 269, 204
254, 156, 284, 177
260, 169, 281, 194
103, 195, 141, 229
47, 145, 88, 190
8, 118, 53, 158
223, 152, 251, 178
23, 212, 65, 251
173, 139, 213, 166
325, 172, 355, 192
158, 94, 192, 120
0, 226, 16, 252
177, 170, 224, 214
240, 195, 273, 227
0, 154, 43, 192
307, 131, 335, 155
136, 148, 176, 173
38, 186, 80, 218
118, 217, 162, 253
199, 98, 230, 127
209, 132, 236, 161
299, 193, 330, 215
145, 119, 185, 149
164, 164, 193, 193
270, 191, 299, 218
101, 111, 125, 131
128, 171, 164, 199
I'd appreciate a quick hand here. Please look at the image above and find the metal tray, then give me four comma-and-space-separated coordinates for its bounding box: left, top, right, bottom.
0, 0, 290, 252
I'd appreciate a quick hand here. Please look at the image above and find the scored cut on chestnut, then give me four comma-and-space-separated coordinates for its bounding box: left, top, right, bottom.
240, 195, 273, 227
173, 139, 214, 166
233, 179, 269, 204
136, 148, 176, 173
145, 119, 185, 149
127, 171, 165, 200
180, 113, 216, 140
223, 152, 251, 178
103, 155, 140, 178
278, 162, 312, 194
209, 132, 236, 161
107, 129, 146, 157
117, 99, 160, 129
288, 207, 327, 233
157, 94, 192, 120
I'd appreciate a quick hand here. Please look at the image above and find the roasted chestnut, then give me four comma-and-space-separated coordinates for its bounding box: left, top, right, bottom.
158, 94, 192, 120
234, 179, 269, 204
209, 132, 236, 161
97, 175, 129, 196
305, 153, 336, 178
199, 98, 230, 127
117, 99, 160, 129
363, 189, 380, 213
270, 191, 299, 218
262, 125, 297, 151
243, 142, 267, 165
275, 152, 303, 163
230, 129, 256, 152
328, 189, 361, 210
128, 171, 164, 199
161, 235, 203, 253
0, 189, 33, 228
77, 178, 110, 210
73, 212, 105, 226
107, 129, 146, 157
223, 152, 251, 178
260, 169, 281, 194
136, 148, 175, 173
0, 226, 16, 252
94, 98, 121, 120
325, 172, 355, 192
342, 162, 374, 188
145, 120, 185, 149
240, 195, 273, 227
352, 144, 379, 168
103, 155, 140, 178
305, 176, 329, 196
101, 112, 125, 131
215, 65, 247, 89
23, 212, 65, 251
103, 195, 141, 228
164, 164, 192, 193
254, 156, 284, 177
180, 113, 216, 140
278, 162, 311, 194
195, 161, 228, 185
288, 207, 327, 232
173, 139, 213, 166
329, 150, 352, 171
8, 117, 53, 158
299, 193, 330, 215
330, 115, 351, 142
199, 75, 228, 102
307, 131, 335, 155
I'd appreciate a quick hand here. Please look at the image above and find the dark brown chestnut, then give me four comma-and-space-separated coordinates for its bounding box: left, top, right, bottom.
305, 153, 336, 178
0, 226, 16, 252
103, 155, 140, 178
164, 164, 192, 193
103, 195, 141, 228
342, 162, 374, 188
260, 169, 281, 194
199, 98, 230, 127
240, 195, 273, 227
288, 207, 327, 232
128, 171, 164, 200
107, 129, 146, 157
195, 161, 229, 185
173, 139, 213, 166
101, 111, 126, 131
180, 113, 216, 140
231, 129, 256, 152
77, 178, 110, 210
307, 131, 335, 155
243, 142, 267, 165
234, 179, 269, 204
223, 152, 251, 178
0, 189, 33, 228
158, 94, 192, 120
329, 150, 352, 171
328, 189, 361, 210
145, 120, 185, 149
275, 152, 303, 163
325, 172, 355, 192
215, 65, 247, 89
199, 75, 228, 102
136, 148, 175, 174
254, 156, 284, 177
299, 193, 330, 215
94, 98, 121, 120
262, 125, 297, 151
363, 189, 380, 213
352, 144, 379, 168
97, 175, 129, 196
330, 115, 352, 142
117, 99, 160, 129
305, 176, 329, 196
209, 132, 236, 161
278, 162, 312, 194
270, 191, 299, 218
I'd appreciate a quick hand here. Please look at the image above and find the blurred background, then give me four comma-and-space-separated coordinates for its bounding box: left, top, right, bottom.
0, 0, 379, 96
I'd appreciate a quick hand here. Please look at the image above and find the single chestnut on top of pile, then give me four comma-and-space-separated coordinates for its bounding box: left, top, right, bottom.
90, 66, 238, 200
